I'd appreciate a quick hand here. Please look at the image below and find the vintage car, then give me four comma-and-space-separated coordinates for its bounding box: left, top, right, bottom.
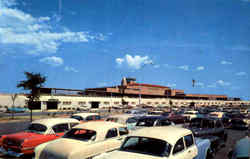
182, 110, 203, 121
162, 112, 188, 124
70, 113, 102, 122
188, 117, 227, 153
0, 118, 80, 157
125, 108, 148, 116
105, 114, 140, 130
94, 126, 212, 159
227, 136, 250, 159
135, 116, 174, 128
228, 118, 248, 130
34, 121, 129, 159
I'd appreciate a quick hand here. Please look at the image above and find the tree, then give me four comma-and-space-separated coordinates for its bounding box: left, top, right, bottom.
17, 72, 46, 121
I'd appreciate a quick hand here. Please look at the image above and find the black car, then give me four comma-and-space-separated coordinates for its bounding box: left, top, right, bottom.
188, 117, 227, 153
229, 118, 248, 130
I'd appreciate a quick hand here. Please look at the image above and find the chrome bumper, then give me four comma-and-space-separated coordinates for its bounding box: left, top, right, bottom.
0, 146, 24, 157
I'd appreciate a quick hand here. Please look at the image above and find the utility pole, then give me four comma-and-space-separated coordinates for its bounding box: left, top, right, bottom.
11, 93, 18, 120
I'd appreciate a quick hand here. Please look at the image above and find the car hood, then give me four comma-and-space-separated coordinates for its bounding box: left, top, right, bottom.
94, 150, 162, 159
39, 138, 89, 159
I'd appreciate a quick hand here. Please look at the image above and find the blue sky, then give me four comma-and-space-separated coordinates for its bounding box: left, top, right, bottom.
0, 0, 249, 100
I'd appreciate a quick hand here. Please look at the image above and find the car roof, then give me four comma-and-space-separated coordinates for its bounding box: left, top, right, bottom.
138, 115, 168, 120
128, 126, 192, 145
32, 118, 80, 128
106, 114, 136, 123
72, 113, 99, 118
73, 121, 125, 131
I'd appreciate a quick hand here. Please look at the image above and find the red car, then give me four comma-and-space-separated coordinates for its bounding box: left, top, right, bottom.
0, 118, 79, 157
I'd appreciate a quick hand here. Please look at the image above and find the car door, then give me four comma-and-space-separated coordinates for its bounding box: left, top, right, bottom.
52, 123, 70, 137
184, 134, 198, 159
172, 137, 191, 159
103, 128, 123, 152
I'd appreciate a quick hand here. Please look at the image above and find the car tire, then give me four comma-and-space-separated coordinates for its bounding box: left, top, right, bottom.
207, 148, 216, 159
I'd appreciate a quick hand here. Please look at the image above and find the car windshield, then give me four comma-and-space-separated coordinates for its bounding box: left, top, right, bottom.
63, 128, 97, 141
106, 117, 118, 122
120, 136, 171, 157
71, 115, 83, 121
26, 123, 47, 134
136, 118, 156, 127
190, 118, 202, 128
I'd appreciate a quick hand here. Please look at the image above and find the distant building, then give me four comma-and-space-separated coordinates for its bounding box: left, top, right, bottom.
0, 78, 249, 110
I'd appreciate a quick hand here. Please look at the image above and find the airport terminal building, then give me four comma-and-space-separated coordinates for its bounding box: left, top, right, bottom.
0, 78, 249, 110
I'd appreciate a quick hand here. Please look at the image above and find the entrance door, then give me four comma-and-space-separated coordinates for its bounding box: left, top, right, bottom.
91, 102, 99, 108
47, 101, 58, 110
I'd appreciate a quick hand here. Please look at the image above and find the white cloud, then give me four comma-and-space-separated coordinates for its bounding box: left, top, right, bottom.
235, 72, 247, 76
40, 56, 64, 66
115, 58, 124, 65
178, 65, 189, 71
64, 66, 78, 73
116, 54, 153, 69
0, 0, 106, 54
216, 80, 231, 86
196, 66, 205, 71
196, 82, 205, 88
221, 60, 232, 65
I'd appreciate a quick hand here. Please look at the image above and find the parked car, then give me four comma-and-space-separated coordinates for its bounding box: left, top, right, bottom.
94, 126, 212, 159
125, 108, 148, 116
7, 107, 28, 113
162, 112, 188, 124
182, 110, 203, 121
227, 136, 250, 159
0, 118, 80, 157
228, 118, 248, 130
34, 121, 129, 159
188, 117, 227, 153
105, 114, 140, 130
0, 106, 7, 113
135, 116, 174, 128
70, 113, 102, 122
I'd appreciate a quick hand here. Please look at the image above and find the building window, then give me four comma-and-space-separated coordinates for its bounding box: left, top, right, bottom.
147, 102, 151, 104
114, 102, 119, 105
132, 102, 136, 104
104, 102, 110, 105
63, 101, 72, 105
78, 101, 86, 105
162, 102, 166, 104
155, 102, 159, 104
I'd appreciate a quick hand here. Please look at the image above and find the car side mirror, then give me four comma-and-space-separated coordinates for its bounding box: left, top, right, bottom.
227, 150, 233, 159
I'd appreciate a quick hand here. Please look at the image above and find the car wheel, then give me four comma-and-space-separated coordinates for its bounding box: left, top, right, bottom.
207, 148, 216, 159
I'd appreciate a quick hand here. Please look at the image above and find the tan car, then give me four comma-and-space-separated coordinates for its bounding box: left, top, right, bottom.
34, 121, 129, 159
94, 126, 199, 159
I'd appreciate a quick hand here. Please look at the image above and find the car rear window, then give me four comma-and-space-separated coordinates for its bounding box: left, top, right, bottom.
120, 136, 171, 157
27, 124, 47, 134
71, 115, 84, 121
63, 129, 96, 141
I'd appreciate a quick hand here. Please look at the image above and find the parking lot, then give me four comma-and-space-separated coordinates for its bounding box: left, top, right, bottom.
0, 118, 248, 159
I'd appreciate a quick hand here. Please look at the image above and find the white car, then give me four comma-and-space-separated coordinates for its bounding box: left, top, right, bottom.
182, 110, 201, 121
34, 121, 129, 159
70, 113, 102, 122
94, 126, 199, 159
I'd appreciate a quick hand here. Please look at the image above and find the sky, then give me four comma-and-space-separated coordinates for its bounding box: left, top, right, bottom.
0, 0, 249, 100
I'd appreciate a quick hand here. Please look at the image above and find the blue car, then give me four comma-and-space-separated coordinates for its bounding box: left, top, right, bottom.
7, 107, 29, 113
228, 136, 250, 159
